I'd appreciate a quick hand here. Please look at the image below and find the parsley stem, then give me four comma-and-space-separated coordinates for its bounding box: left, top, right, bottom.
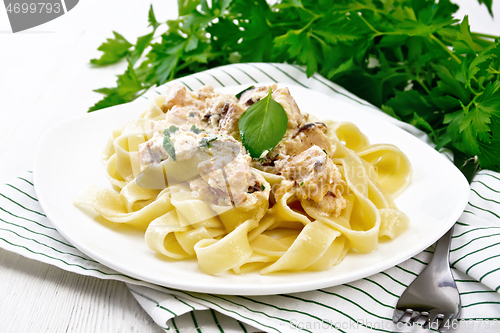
471, 32, 499, 40
298, 16, 320, 34
299, 6, 322, 20
309, 32, 326, 46
358, 12, 409, 39
168, 57, 180, 81
176, 59, 195, 72
357, 12, 380, 34
272, 22, 301, 27
472, 76, 483, 90
429, 34, 461, 64
469, 79, 481, 96
415, 76, 431, 95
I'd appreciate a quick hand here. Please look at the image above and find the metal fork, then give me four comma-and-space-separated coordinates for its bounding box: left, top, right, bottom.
393, 227, 461, 329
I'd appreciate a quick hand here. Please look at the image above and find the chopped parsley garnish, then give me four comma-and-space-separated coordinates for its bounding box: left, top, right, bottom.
165, 125, 178, 135
190, 124, 204, 134
199, 136, 217, 148
162, 126, 179, 161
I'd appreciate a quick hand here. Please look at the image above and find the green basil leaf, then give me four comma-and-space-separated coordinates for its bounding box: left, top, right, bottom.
238, 88, 288, 159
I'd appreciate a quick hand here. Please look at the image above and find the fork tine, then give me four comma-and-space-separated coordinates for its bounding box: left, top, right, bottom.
424, 312, 443, 328
392, 309, 407, 323
393, 228, 462, 329
439, 313, 455, 330
408, 311, 421, 324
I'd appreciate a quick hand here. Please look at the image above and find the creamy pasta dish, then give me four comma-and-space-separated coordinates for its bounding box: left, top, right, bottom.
75, 83, 412, 275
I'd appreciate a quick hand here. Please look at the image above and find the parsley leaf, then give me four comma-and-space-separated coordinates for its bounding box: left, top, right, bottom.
190, 125, 204, 134
163, 136, 176, 161
89, 0, 500, 173
148, 4, 160, 29
199, 136, 217, 148
453, 16, 479, 55
130, 32, 155, 65
90, 31, 132, 66
163, 126, 179, 161
88, 93, 127, 113
239, 88, 288, 159
165, 125, 179, 135
116, 62, 143, 98
477, 0, 493, 16
88, 62, 143, 111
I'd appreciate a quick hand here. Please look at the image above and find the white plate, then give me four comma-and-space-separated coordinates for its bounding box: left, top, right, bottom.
34, 84, 470, 295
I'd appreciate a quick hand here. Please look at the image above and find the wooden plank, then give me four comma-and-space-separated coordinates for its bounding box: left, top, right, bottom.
0, 249, 163, 332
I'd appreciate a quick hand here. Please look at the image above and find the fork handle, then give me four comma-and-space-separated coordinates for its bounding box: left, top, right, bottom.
429, 226, 454, 270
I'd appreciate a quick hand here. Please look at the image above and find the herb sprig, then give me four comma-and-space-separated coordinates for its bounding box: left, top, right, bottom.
89, 0, 499, 175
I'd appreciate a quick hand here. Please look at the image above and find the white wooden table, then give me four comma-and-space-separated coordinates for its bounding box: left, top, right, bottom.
0, 1, 498, 331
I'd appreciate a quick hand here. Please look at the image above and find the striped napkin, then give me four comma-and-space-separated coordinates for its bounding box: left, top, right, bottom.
1, 63, 499, 333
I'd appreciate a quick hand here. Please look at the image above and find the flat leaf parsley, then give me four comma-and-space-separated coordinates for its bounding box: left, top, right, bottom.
89, 0, 500, 175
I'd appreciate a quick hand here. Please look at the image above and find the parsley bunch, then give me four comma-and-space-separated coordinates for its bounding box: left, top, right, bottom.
89, 0, 499, 177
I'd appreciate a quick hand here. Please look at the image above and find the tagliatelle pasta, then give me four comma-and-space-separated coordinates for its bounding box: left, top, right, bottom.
75, 84, 411, 275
